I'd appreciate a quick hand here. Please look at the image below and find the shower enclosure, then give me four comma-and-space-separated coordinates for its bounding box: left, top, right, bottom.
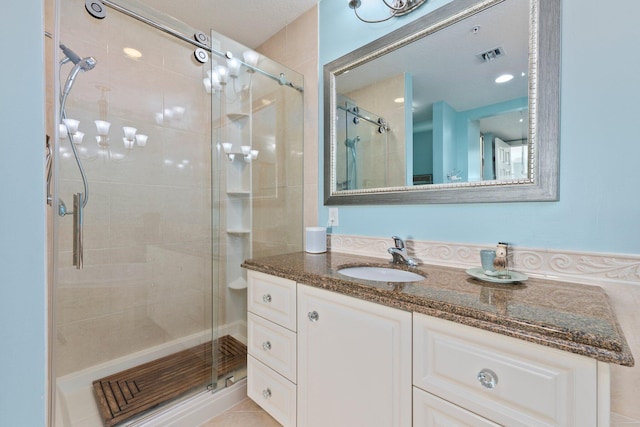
335, 95, 403, 191
49, 0, 303, 425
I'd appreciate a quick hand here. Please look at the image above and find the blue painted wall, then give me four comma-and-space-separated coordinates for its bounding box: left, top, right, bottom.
0, 0, 47, 425
319, 0, 640, 255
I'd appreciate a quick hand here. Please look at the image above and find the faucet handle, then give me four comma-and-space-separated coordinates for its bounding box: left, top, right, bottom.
392, 236, 405, 250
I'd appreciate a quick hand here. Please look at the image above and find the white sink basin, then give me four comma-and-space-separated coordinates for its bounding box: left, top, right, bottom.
337, 266, 424, 282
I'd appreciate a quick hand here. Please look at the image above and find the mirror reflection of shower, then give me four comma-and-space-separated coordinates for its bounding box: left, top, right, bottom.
336, 96, 391, 190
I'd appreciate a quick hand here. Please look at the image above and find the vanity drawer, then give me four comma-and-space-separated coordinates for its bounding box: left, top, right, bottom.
248, 355, 296, 427
248, 312, 297, 382
248, 270, 297, 331
413, 313, 598, 427
413, 386, 500, 427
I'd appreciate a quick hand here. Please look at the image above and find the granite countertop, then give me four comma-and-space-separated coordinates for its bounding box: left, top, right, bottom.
242, 251, 634, 367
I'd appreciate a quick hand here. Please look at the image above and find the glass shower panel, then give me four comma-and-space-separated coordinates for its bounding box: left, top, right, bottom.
54, 0, 218, 425
208, 29, 304, 387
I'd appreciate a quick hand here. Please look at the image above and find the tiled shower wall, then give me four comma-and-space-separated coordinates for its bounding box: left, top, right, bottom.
257, 6, 319, 232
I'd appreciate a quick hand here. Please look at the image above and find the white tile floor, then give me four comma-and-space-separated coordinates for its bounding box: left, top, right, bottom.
199, 398, 280, 427
200, 404, 640, 427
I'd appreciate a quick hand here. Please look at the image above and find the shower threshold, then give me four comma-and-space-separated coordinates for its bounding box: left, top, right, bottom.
92, 335, 246, 427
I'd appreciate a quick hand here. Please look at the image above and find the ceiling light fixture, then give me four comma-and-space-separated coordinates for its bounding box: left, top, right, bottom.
348, 0, 428, 23
495, 74, 514, 83
123, 47, 142, 59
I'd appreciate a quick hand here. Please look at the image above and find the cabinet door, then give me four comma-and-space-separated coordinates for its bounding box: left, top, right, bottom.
297, 284, 411, 427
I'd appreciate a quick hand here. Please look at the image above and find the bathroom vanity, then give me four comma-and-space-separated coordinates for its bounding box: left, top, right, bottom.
242, 252, 633, 427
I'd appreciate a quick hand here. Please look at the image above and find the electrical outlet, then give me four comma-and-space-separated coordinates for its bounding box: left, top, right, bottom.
328, 208, 339, 227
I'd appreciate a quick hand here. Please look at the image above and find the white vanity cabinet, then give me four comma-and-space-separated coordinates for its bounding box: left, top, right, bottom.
246, 270, 611, 427
413, 313, 608, 427
247, 271, 297, 427
297, 283, 412, 427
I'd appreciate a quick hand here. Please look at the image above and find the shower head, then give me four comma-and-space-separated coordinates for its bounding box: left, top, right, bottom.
59, 44, 97, 98
62, 58, 97, 98
60, 44, 97, 71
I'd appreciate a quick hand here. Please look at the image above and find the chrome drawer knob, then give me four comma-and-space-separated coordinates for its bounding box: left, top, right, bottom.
262, 341, 272, 351
477, 368, 498, 389
262, 294, 272, 303
308, 311, 319, 322
263, 388, 272, 399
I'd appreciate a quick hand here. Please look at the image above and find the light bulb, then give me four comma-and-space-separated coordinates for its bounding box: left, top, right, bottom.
72, 131, 84, 145
63, 119, 80, 134
172, 106, 185, 120
95, 120, 111, 136
123, 137, 135, 149
96, 135, 109, 148
227, 57, 241, 78
243, 50, 259, 69
250, 149, 259, 160
203, 77, 212, 93
222, 142, 232, 153
241, 145, 251, 155
123, 126, 137, 140
215, 65, 228, 85
135, 134, 148, 147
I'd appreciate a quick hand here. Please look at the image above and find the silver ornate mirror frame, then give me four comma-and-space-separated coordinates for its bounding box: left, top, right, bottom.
324, 0, 560, 205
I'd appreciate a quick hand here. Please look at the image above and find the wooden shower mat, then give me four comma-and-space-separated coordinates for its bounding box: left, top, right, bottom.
92, 335, 246, 427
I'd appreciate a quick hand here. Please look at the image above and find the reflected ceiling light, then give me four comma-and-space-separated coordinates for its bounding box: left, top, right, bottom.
135, 134, 148, 147
243, 50, 259, 70
72, 131, 85, 145
495, 74, 514, 83
227, 57, 241, 78
348, 0, 428, 23
394, 97, 404, 103
123, 47, 142, 59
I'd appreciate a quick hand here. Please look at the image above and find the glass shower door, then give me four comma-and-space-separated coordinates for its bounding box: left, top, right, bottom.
53, 0, 218, 425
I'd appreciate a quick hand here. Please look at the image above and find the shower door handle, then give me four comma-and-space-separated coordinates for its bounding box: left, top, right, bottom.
73, 192, 84, 269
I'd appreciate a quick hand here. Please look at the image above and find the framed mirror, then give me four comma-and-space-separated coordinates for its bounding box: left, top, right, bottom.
324, 0, 560, 205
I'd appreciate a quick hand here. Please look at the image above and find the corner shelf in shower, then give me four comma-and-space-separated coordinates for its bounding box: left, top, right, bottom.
223, 104, 252, 292
226, 112, 250, 122
227, 229, 251, 235
228, 276, 248, 290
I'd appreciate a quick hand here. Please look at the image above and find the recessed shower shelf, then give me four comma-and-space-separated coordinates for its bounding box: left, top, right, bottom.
227, 229, 251, 235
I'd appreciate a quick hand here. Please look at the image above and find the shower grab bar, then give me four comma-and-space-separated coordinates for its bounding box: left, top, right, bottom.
72, 192, 84, 269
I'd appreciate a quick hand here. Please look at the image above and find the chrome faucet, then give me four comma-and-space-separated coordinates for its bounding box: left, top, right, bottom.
388, 236, 418, 267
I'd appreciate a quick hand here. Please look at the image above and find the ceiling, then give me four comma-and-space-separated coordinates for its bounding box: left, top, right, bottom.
141, 0, 319, 48
335, 0, 529, 142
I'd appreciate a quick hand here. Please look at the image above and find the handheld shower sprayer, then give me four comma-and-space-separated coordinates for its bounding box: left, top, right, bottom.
59, 44, 97, 97
57, 43, 97, 269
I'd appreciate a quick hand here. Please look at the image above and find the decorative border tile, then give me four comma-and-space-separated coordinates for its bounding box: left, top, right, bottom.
328, 234, 640, 287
